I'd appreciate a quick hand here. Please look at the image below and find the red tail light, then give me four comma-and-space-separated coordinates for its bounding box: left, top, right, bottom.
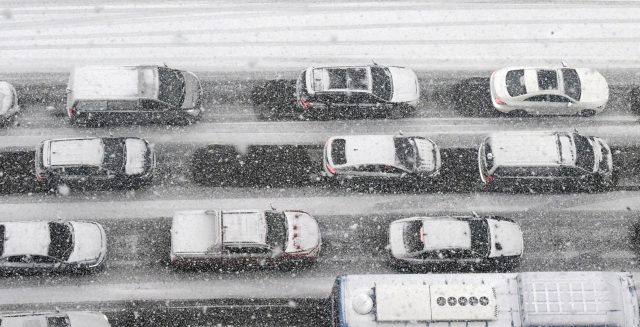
494, 94, 504, 105
326, 163, 335, 174
300, 97, 308, 108
486, 174, 492, 182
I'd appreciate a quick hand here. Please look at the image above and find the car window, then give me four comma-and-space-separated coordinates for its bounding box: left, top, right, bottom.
75, 100, 108, 111
483, 139, 494, 170
265, 211, 287, 250
562, 68, 582, 100
468, 219, 490, 256
370, 66, 392, 101
379, 166, 404, 174
47, 316, 71, 327
537, 69, 558, 90
0, 224, 4, 256
226, 246, 270, 254
101, 138, 125, 173
505, 69, 527, 96
394, 137, 416, 171
549, 95, 571, 103
48, 222, 74, 261
158, 67, 186, 107
106, 100, 139, 111
32, 255, 59, 264
7, 255, 31, 263
524, 95, 550, 102
574, 134, 595, 171
402, 220, 423, 253
330, 139, 347, 165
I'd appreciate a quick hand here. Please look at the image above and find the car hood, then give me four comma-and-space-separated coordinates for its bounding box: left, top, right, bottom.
181, 71, 202, 109
575, 68, 609, 104
67, 222, 107, 263
388, 67, 419, 102
486, 218, 523, 258
67, 312, 111, 327
284, 211, 321, 253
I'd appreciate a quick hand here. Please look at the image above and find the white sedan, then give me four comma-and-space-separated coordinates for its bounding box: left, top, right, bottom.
490, 67, 608, 116
0, 220, 107, 273
0, 81, 19, 124
0, 311, 110, 327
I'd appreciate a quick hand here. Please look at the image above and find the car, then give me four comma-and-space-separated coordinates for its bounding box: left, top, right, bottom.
0, 311, 111, 327
490, 67, 608, 116
0, 81, 20, 125
295, 64, 419, 119
387, 214, 523, 271
323, 134, 441, 182
170, 209, 321, 268
66, 65, 203, 125
0, 220, 107, 274
478, 131, 615, 190
35, 137, 156, 189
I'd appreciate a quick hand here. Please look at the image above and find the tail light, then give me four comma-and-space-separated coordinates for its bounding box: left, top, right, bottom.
326, 163, 335, 174
300, 97, 308, 108
494, 94, 504, 105
486, 174, 492, 182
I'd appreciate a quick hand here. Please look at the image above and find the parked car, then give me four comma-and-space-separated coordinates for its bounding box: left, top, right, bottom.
0, 81, 19, 124
387, 215, 523, 271
478, 131, 614, 190
35, 137, 155, 189
170, 209, 322, 268
0, 220, 107, 273
0, 311, 111, 327
295, 64, 419, 119
490, 67, 608, 116
323, 134, 441, 181
66, 65, 203, 125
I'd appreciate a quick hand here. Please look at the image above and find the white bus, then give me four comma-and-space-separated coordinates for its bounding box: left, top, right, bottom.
330, 271, 639, 327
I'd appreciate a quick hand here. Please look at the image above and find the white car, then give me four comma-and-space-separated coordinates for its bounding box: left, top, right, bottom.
387, 215, 523, 271
171, 209, 322, 268
323, 134, 441, 181
0, 221, 107, 273
295, 64, 419, 118
0, 311, 111, 327
490, 67, 608, 116
0, 81, 19, 124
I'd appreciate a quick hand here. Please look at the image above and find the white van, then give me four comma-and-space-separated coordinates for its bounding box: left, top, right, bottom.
478, 131, 614, 189
66, 65, 203, 125
331, 271, 639, 326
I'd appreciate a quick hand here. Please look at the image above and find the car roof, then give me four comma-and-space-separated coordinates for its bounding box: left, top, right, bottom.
45, 138, 104, 167
221, 211, 267, 244
328, 135, 397, 167
1, 221, 50, 257
71, 65, 160, 100
486, 131, 575, 166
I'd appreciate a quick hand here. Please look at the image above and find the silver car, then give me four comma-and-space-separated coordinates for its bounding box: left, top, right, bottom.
490, 67, 609, 116
0, 311, 111, 327
0, 81, 19, 124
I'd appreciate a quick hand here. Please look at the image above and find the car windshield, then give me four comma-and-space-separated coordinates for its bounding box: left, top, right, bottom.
574, 134, 595, 171
330, 138, 347, 165
394, 137, 417, 171
48, 222, 74, 261
562, 68, 582, 100
370, 66, 392, 100
47, 316, 71, 327
468, 219, 490, 256
402, 220, 424, 253
0, 224, 4, 256
537, 69, 558, 90
157, 67, 186, 107
101, 138, 125, 172
505, 69, 527, 96
265, 211, 287, 250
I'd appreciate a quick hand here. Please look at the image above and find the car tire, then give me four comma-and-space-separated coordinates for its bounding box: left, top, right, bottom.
579, 109, 597, 117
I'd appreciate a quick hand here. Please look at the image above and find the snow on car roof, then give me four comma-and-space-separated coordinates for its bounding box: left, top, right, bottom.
334, 135, 396, 167
421, 219, 471, 251
222, 211, 267, 244
171, 210, 222, 254
125, 138, 148, 175
72, 65, 158, 100
488, 132, 572, 165
47, 138, 104, 167
2, 221, 50, 257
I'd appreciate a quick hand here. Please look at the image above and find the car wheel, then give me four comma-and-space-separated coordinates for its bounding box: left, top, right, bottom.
509, 109, 528, 117
579, 109, 597, 117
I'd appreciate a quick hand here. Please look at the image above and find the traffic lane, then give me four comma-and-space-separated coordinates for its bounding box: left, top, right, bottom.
1, 144, 636, 197
1, 211, 639, 293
